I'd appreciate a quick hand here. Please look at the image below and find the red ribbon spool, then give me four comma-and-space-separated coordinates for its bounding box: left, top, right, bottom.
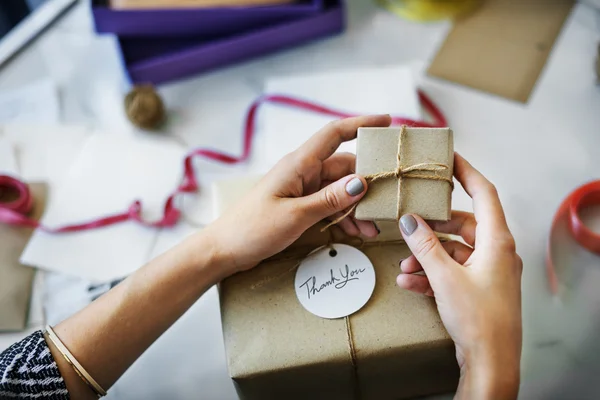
0, 175, 34, 223
546, 180, 600, 294
0, 90, 446, 233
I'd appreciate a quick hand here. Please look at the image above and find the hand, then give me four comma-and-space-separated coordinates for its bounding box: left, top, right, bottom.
396, 154, 522, 400
206, 115, 391, 273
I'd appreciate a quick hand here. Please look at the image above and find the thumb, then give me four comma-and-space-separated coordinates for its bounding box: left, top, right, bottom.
299, 175, 368, 224
399, 214, 455, 280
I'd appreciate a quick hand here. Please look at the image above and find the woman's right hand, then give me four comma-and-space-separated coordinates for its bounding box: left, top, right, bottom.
396, 153, 522, 400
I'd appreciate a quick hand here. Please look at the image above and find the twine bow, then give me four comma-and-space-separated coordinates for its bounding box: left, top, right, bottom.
322, 125, 453, 232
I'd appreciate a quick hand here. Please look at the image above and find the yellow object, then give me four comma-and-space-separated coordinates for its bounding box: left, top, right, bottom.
377, 0, 481, 21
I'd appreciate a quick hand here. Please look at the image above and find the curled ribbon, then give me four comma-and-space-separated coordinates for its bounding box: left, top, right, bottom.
0, 91, 447, 233
547, 180, 600, 294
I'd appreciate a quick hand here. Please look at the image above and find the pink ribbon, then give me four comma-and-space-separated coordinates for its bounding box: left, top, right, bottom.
546, 180, 600, 294
0, 91, 447, 232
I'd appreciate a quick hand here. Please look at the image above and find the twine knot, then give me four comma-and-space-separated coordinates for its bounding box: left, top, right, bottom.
321, 125, 453, 231
366, 162, 453, 186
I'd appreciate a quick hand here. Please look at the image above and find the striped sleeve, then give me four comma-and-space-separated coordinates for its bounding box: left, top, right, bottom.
0, 330, 69, 399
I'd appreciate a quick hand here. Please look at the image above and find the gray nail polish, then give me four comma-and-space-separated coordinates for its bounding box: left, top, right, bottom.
400, 214, 418, 236
345, 178, 364, 196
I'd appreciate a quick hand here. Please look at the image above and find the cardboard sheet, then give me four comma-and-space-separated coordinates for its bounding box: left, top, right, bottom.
0, 183, 47, 331
427, 0, 575, 103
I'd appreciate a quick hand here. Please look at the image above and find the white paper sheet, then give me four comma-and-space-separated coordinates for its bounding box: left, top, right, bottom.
0, 140, 17, 176
0, 80, 60, 124
0, 124, 91, 186
259, 66, 421, 167
21, 133, 187, 282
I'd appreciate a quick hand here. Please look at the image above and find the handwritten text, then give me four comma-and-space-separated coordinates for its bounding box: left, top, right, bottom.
299, 264, 367, 300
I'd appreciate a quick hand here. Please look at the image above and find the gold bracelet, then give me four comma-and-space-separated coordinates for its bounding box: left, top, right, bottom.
44, 325, 107, 398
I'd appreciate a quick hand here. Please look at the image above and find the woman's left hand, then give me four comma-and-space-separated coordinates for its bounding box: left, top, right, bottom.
206, 114, 391, 273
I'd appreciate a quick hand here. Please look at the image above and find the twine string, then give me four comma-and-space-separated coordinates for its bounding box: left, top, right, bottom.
251, 237, 363, 398
322, 126, 453, 232
345, 315, 361, 399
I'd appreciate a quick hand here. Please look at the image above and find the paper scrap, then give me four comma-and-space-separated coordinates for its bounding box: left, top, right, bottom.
260, 66, 421, 167
21, 133, 187, 282
0, 80, 60, 124
0, 140, 17, 176
0, 124, 91, 187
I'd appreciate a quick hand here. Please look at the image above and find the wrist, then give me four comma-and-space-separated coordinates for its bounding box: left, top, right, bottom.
457, 350, 520, 400
184, 228, 238, 281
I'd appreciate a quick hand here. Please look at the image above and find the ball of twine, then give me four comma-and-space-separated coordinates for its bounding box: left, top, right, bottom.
124, 85, 166, 130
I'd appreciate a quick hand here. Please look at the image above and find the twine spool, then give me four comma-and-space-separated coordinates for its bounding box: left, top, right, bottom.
124, 85, 166, 130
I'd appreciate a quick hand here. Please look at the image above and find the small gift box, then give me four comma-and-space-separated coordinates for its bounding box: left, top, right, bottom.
214, 177, 459, 400
355, 126, 454, 222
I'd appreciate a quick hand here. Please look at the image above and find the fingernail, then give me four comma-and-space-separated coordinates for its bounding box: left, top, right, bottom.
398, 258, 404, 267
374, 222, 381, 234
400, 214, 417, 236
345, 177, 364, 196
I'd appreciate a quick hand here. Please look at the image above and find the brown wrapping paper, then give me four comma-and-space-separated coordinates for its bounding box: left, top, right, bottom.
427, 0, 574, 103
216, 178, 459, 400
0, 183, 47, 331
355, 127, 454, 222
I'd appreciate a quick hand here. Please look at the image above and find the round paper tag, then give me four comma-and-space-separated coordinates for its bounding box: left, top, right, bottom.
294, 244, 376, 319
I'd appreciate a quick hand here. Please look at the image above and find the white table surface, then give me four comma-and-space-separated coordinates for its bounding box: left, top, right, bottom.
1, 0, 600, 399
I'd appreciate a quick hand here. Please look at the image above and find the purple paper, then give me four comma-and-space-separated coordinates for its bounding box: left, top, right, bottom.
117, 0, 344, 85
92, 0, 323, 38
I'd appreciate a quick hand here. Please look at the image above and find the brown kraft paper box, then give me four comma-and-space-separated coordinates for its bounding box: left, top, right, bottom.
216, 176, 459, 400
354, 127, 453, 222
